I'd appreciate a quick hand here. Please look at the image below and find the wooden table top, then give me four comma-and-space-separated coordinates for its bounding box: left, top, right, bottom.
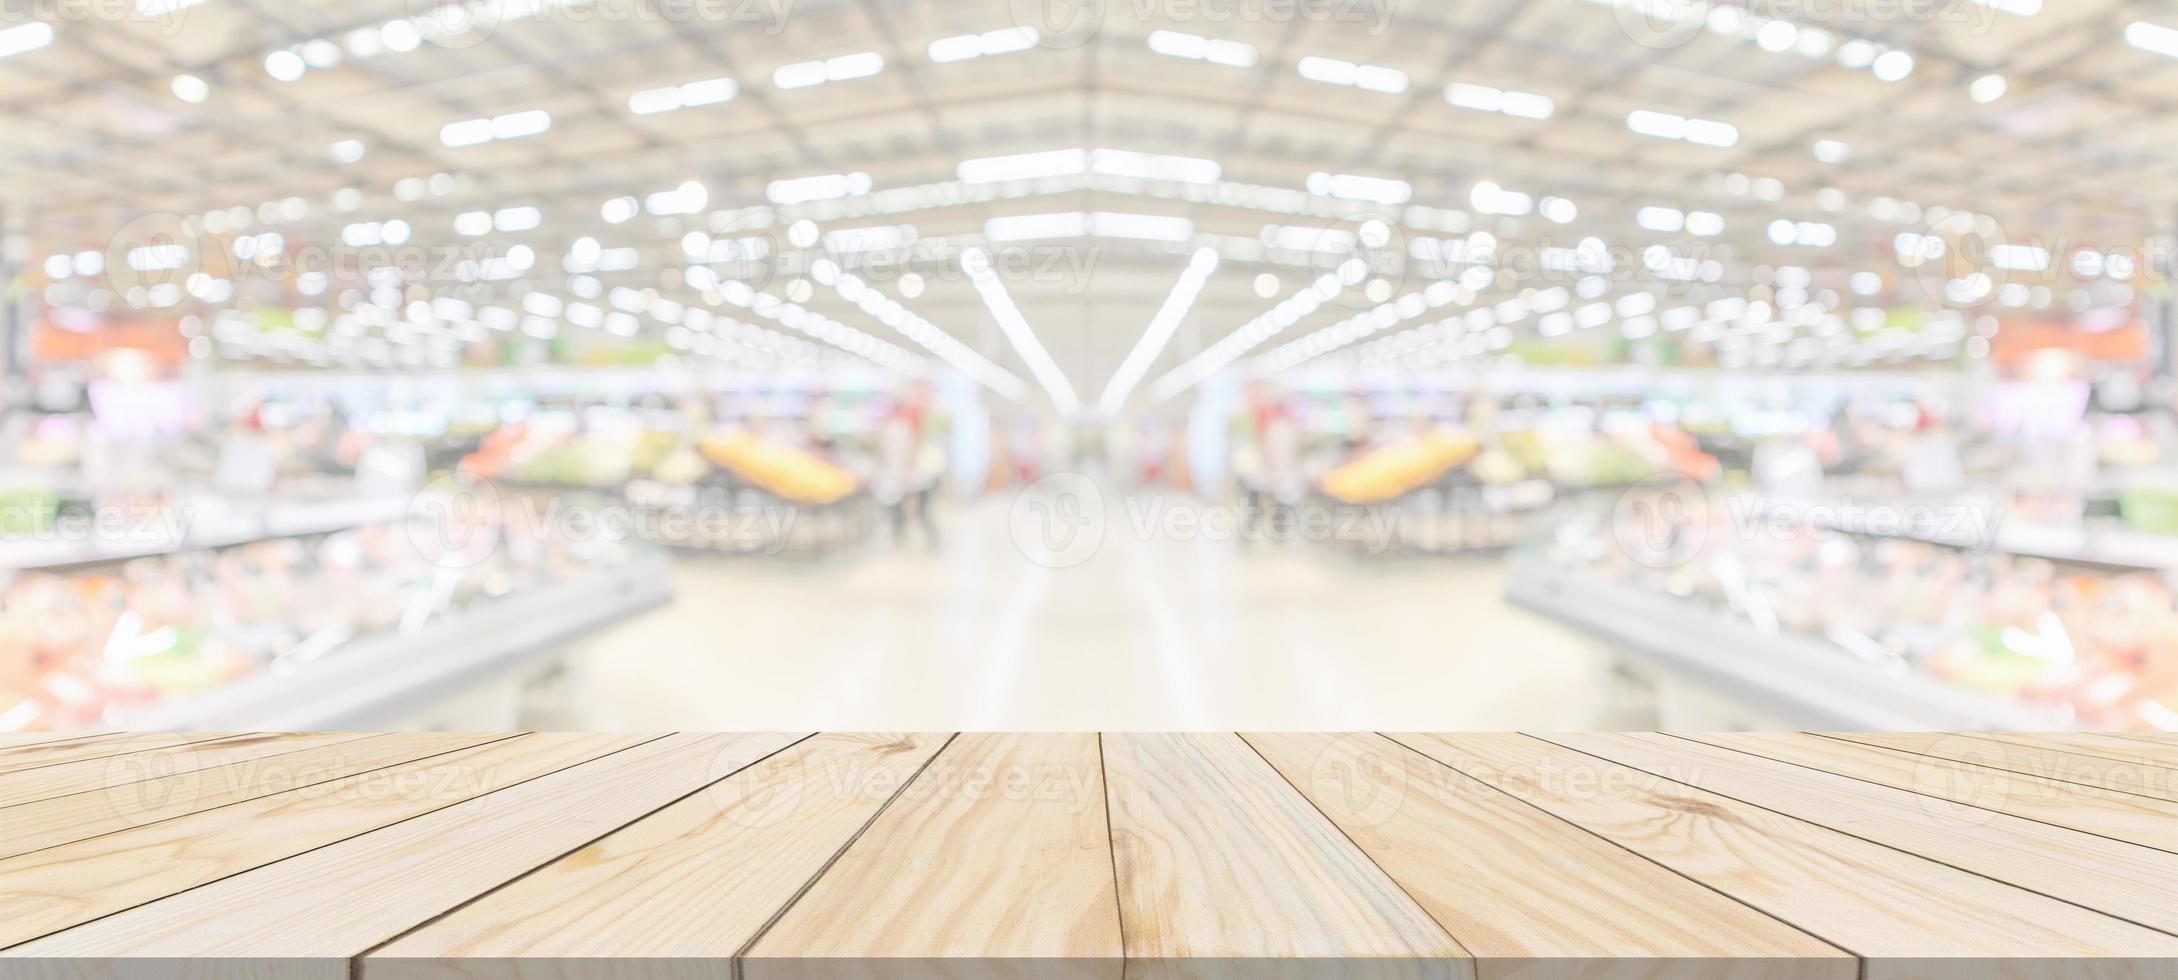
1, 731, 2174, 980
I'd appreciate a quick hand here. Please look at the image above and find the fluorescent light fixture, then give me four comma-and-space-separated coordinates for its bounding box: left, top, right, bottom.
1636, 206, 1685, 233
822, 225, 915, 253
264, 49, 306, 81
1627, 109, 1737, 147
958, 148, 1089, 182
1444, 82, 1554, 119
1871, 49, 1914, 81
1971, 0, 2039, 14
1100, 248, 1219, 415
1264, 225, 1357, 253
1296, 55, 1407, 93
328, 139, 366, 164
986, 212, 1088, 241
494, 206, 542, 232
766, 171, 873, 204
983, 211, 1191, 242
774, 51, 884, 88
170, 73, 209, 103
454, 211, 493, 236
1306, 171, 1412, 204
1146, 29, 1256, 66
441, 110, 551, 147
929, 26, 1038, 62
135, 0, 206, 13
1089, 148, 1222, 184
2126, 21, 2178, 58
1469, 180, 1533, 216
1088, 212, 1192, 242
628, 76, 737, 115
1686, 211, 1724, 236
1150, 272, 1344, 402
1813, 139, 1851, 163
1969, 73, 2008, 103
961, 247, 1077, 412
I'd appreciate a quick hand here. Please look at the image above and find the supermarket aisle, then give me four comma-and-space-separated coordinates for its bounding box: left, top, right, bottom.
559, 495, 1633, 730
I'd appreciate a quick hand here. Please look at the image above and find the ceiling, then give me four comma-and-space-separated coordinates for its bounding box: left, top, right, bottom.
3, 0, 2172, 413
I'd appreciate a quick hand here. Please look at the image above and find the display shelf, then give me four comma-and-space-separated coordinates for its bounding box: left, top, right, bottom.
108, 557, 672, 731
1502, 555, 2064, 730
3, 732, 2173, 978
0, 495, 413, 571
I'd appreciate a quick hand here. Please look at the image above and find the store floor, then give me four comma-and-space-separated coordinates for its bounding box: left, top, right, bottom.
556, 495, 1641, 731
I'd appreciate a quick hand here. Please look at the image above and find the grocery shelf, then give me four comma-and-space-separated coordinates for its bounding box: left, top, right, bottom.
1503, 555, 2063, 730
5, 732, 2173, 976
110, 556, 672, 731
0, 496, 412, 571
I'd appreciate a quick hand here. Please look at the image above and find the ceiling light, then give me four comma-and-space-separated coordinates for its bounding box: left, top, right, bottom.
1627, 109, 1737, 147
170, 73, 209, 103
929, 26, 1038, 63
0, 21, 52, 60
1253, 273, 1281, 299
1089, 149, 1222, 184
774, 51, 884, 89
264, 49, 306, 82
1444, 82, 1554, 119
1969, 73, 2008, 103
1101, 248, 1220, 415
1972, 0, 2040, 13
440, 110, 552, 147
494, 206, 542, 232
628, 76, 737, 115
1636, 207, 1685, 233
1145, 29, 1256, 67
2126, 21, 2178, 58
766, 171, 873, 204
1150, 273, 1344, 402
1812, 139, 1851, 163
958, 148, 1089, 183
1540, 197, 1578, 223
1296, 56, 1408, 93
962, 247, 1078, 412
328, 139, 366, 164
1307, 171, 1412, 204
1871, 49, 1915, 81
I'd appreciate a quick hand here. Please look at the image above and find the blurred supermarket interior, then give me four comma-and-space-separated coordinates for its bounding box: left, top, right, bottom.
2, 0, 2176, 733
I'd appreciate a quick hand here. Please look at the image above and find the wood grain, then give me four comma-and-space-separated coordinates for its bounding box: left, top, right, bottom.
0, 733, 640, 949
4, 733, 799, 979
1103, 733, 1470, 980
0, 732, 375, 810
0, 734, 112, 751
0, 731, 509, 860
1245, 732, 1853, 980
746, 733, 1123, 980
363, 732, 932, 980
1392, 733, 2178, 980
1685, 732, 2178, 854
1823, 732, 2178, 802
0, 733, 237, 775
1543, 732, 2178, 935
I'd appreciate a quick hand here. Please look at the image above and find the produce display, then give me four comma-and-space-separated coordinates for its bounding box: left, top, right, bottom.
1320, 431, 1480, 504
0, 520, 639, 732
696, 430, 858, 506
1537, 492, 2178, 730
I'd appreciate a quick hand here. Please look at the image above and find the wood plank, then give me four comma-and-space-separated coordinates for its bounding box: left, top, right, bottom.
1985, 732, 2178, 773
365, 732, 942, 980
3, 733, 801, 980
0, 733, 238, 775
1542, 732, 2178, 935
0, 731, 509, 859
1685, 732, 2178, 854
1102, 732, 1470, 980
0, 732, 375, 810
745, 733, 1122, 980
0, 734, 112, 751
0, 732, 640, 949
1392, 733, 2178, 980
1244, 732, 1853, 980
1824, 733, 2178, 803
